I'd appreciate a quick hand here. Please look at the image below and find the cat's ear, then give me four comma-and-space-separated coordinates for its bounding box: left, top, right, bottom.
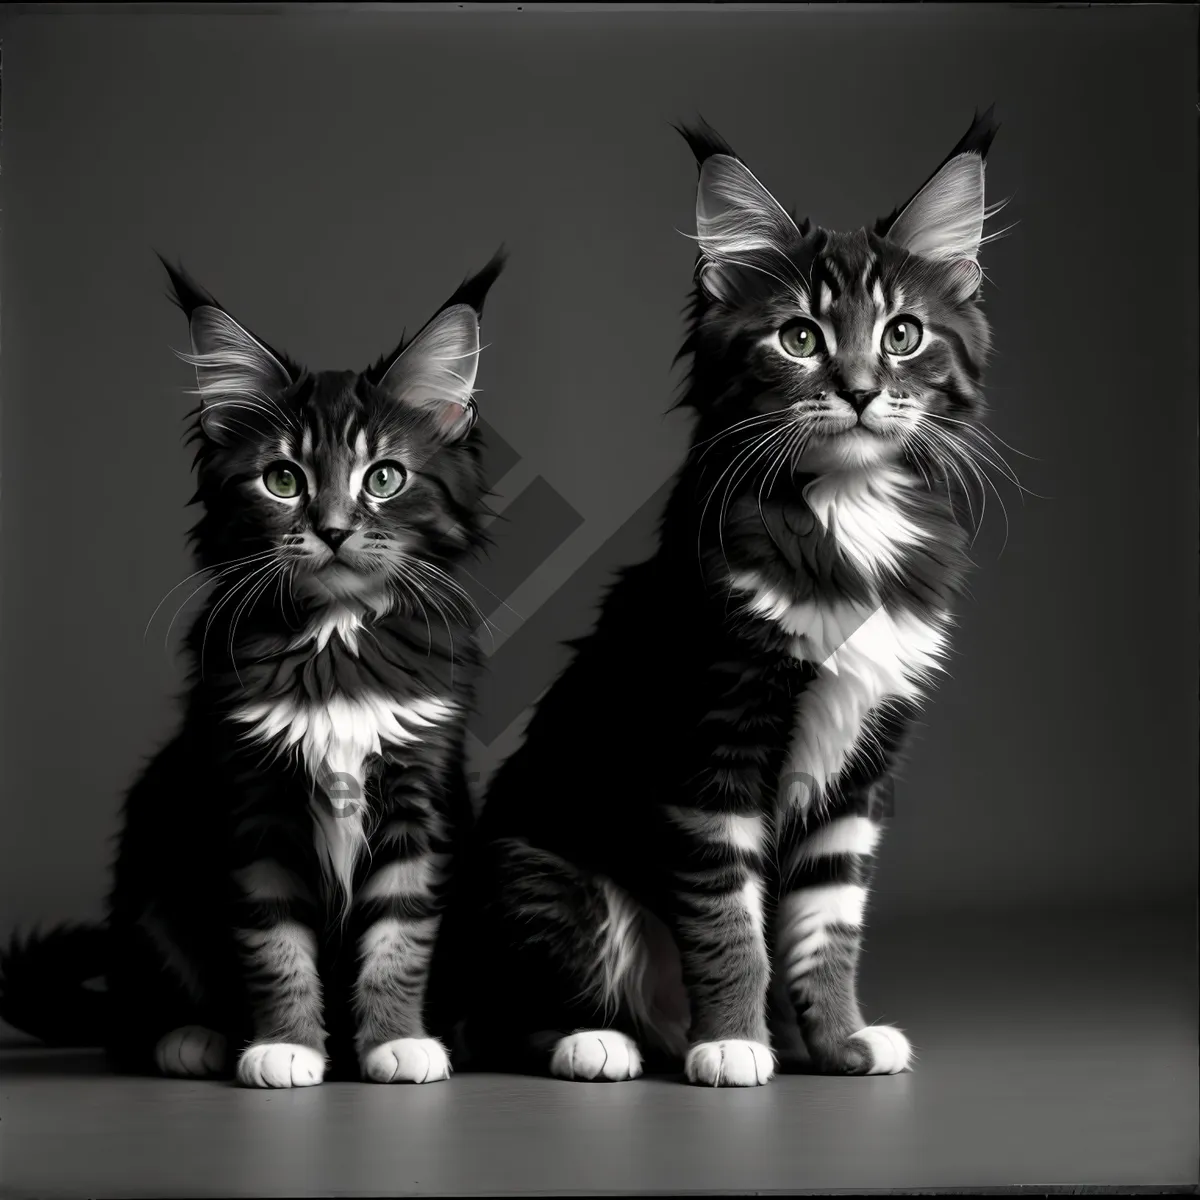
158, 255, 297, 444
378, 306, 481, 441
372, 248, 506, 441
877, 107, 1000, 299
677, 120, 799, 304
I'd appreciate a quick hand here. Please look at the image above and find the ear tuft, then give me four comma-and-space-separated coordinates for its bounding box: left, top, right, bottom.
875, 107, 1000, 270
160, 256, 299, 444
438, 245, 508, 318
886, 152, 986, 263
369, 253, 505, 440
674, 117, 740, 168
157, 253, 217, 319
951, 104, 1000, 162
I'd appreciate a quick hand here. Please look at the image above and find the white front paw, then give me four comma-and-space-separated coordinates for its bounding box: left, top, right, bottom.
685, 1039, 774, 1087
849, 1025, 912, 1074
154, 1025, 228, 1078
550, 1030, 643, 1082
236, 1042, 325, 1088
361, 1037, 451, 1084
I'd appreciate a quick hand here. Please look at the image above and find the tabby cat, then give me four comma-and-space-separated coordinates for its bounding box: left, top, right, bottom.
1, 252, 505, 1086
450, 112, 1001, 1086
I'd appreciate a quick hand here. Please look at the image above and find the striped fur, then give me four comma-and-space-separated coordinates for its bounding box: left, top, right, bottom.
0, 254, 505, 1085
449, 112, 1001, 1084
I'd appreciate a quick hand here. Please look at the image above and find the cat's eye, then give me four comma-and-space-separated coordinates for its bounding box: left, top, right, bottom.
778, 320, 825, 359
882, 316, 924, 356
263, 462, 304, 499
364, 460, 407, 499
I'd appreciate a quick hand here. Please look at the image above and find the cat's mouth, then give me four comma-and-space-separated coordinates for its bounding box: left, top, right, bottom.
315, 556, 380, 584
826, 419, 879, 436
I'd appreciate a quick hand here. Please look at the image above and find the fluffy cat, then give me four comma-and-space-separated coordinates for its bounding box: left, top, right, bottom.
448, 112, 1002, 1086
0, 251, 505, 1086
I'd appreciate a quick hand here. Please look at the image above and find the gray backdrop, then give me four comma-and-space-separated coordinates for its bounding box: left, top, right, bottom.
2, 4, 1196, 933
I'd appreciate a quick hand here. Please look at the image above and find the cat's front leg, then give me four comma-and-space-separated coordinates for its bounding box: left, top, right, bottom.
231, 850, 328, 1089
667, 804, 774, 1086
666, 662, 796, 1087
773, 785, 912, 1075
351, 772, 453, 1084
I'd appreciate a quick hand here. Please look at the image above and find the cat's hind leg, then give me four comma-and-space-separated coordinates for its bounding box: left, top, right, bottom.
105, 733, 242, 1079
462, 838, 675, 1082
105, 904, 236, 1079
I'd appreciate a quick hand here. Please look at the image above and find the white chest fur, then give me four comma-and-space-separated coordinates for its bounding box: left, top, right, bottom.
802, 465, 924, 579
228, 608, 456, 903
232, 690, 457, 789
731, 576, 949, 812
729, 466, 950, 814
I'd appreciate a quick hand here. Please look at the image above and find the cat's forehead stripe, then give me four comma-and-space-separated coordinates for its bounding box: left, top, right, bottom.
820, 257, 846, 293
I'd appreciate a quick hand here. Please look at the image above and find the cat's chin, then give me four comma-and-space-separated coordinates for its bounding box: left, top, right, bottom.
295, 563, 388, 606
798, 428, 901, 473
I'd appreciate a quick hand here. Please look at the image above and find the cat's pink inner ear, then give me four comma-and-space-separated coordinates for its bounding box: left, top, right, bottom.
378, 303, 481, 439
433, 399, 476, 439
946, 258, 984, 300
700, 263, 734, 303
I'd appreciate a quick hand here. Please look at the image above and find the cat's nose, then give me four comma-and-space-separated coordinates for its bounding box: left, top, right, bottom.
837, 388, 881, 414
317, 527, 353, 553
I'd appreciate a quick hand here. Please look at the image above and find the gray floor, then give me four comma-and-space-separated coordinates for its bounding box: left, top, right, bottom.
2, 909, 1196, 1197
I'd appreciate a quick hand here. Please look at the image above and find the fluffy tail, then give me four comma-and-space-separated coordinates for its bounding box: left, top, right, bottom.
0, 924, 109, 1046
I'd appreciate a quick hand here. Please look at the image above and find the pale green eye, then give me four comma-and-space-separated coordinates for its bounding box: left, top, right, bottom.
263, 462, 302, 498
364, 461, 407, 499
883, 316, 923, 356
779, 320, 823, 359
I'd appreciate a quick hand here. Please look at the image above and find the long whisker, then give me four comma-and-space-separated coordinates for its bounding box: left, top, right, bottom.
457, 566, 524, 623
754, 422, 806, 557
405, 557, 499, 639
388, 568, 434, 657
689, 411, 788, 465
921, 421, 1009, 549
715, 424, 792, 571
695, 418, 789, 572
928, 414, 1048, 499
929, 417, 1025, 489
395, 563, 459, 682
907, 421, 981, 539
964, 419, 1041, 462
722, 421, 794, 556
200, 558, 282, 683
228, 561, 287, 688
161, 556, 282, 654
145, 549, 279, 640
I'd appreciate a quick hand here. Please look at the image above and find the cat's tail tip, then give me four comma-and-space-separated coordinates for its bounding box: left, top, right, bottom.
0, 923, 109, 1047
